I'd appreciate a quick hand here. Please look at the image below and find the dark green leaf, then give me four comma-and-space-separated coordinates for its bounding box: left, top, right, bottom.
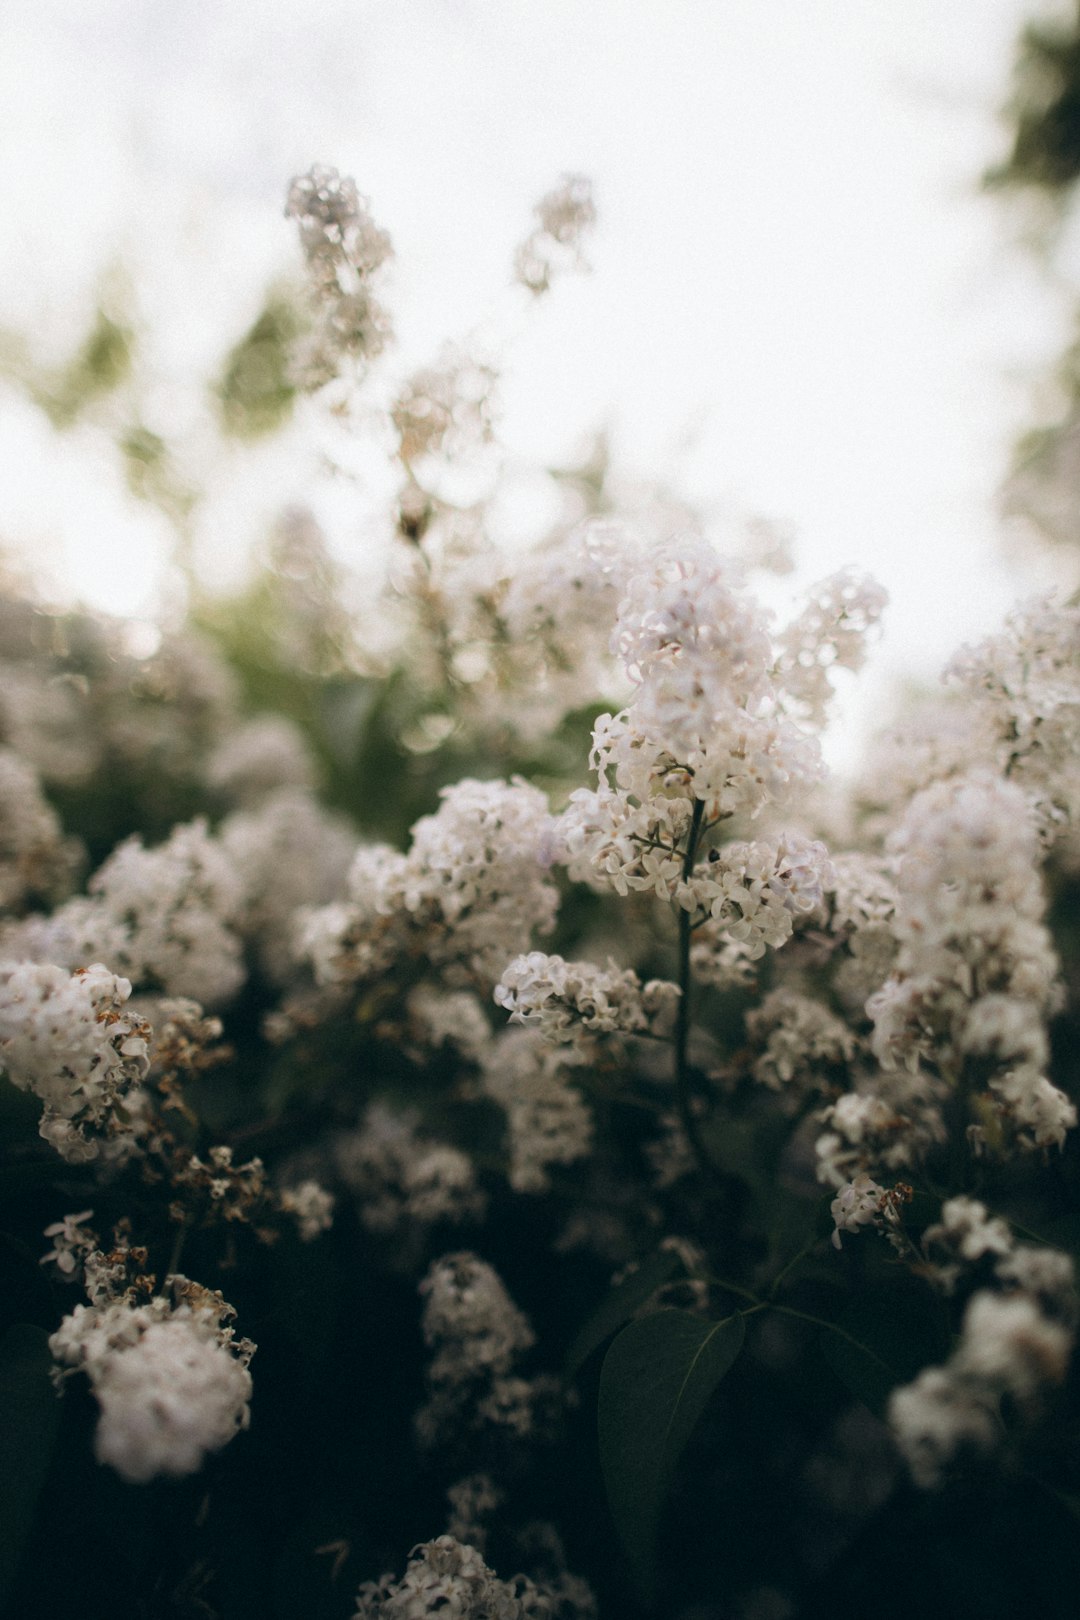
564, 1248, 685, 1385
598, 1308, 745, 1601
0, 1324, 61, 1606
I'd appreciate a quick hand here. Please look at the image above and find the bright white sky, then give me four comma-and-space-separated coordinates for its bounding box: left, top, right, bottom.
0, 0, 1077, 757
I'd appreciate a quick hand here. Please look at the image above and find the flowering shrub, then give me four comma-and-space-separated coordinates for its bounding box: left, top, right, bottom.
2, 165, 1080, 1620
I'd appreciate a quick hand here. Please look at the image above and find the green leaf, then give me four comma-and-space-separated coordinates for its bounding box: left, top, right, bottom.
598, 1308, 746, 1602
564, 1248, 685, 1385
0, 1324, 61, 1607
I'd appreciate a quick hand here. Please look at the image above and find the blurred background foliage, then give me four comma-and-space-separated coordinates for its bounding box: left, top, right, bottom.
990, 1, 1080, 554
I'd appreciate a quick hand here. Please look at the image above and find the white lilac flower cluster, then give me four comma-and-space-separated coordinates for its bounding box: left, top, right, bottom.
0, 596, 245, 822
277, 1177, 335, 1242
354, 1535, 596, 1620
599, 537, 820, 815
221, 787, 354, 985
415, 1253, 557, 1448
546, 538, 859, 988
823, 850, 900, 1010
514, 173, 597, 296
919, 1194, 1015, 1292
557, 792, 831, 959
444, 1472, 503, 1553
679, 832, 834, 961
772, 567, 888, 730
419, 1252, 535, 1386
868, 769, 1073, 1152
0, 745, 80, 913
285, 163, 393, 390
1, 818, 246, 1009
481, 1029, 594, 1194
381, 509, 650, 752
300, 777, 558, 990
943, 597, 1080, 833
405, 984, 493, 1064
172, 1143, 268, 1224
854, 598, 1080, 842
490, 519, 638, 740
744, 987, 857, 1095
334, 1103, 486, 1235
392, 345, 497, 467
50, 1270, 254, 1484
829, 1172, 913, 1251
493, 952, 679, 1048
817, 1070, 948, 1195
886, 1200, 1077, 1487
39, 1208, 97, 1278
0, 960, 151, 1162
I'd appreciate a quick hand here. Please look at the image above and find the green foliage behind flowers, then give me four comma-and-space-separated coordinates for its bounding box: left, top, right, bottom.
216, 290, 302, 440
989, 2, 1080, 194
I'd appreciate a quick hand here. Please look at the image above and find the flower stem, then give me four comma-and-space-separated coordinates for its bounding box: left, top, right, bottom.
675, 797, 719, 1181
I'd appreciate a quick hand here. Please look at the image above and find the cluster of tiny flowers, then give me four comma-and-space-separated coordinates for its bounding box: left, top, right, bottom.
678, 832, 834, 960
50, 1272, 254, 1484
829, 1172, 913, 1250
221, 786, 354, 984
513, 173, 596, 296
354, 1536, 596, 1620
297, 841, 409, 986
39, 1208, 97, 1278
392, 345, 497, 466
334, 1103, 486, 1235
405, 984, 493, 1064
285, 164, 393, 389
943, 597, 1080, 832
493, 952, 679, 1047
0, 746, 80, 913
301, 778, 559, 990
853, 695, 1001, 830
276, 1178, 335, 1242
0, 598, 246, 819
822, 851, 900, 1009
556, 783, 691, 901
481, 1029, 594, 1194
771, 568, 888, 729
146, 995, 228, 1086
868, 769, 1074, 1153
2, 819, 246, 1009
403, 779, 559, 983
688, 932, 760, 991
0, 960, 151, 1161
444, 1473, 503, 1553
744, 987, 857, 1094
918, 1195, 1014, 1293
491, 520, 637, 739
887, 1208, 1077, 1487
826, 851, 899, 936
816, 1068, 948, 1190
420, 1252, 535, 1385
595, 537, 828, 820
172, 1144, 268, 1225
415, 1253, 558, 1448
